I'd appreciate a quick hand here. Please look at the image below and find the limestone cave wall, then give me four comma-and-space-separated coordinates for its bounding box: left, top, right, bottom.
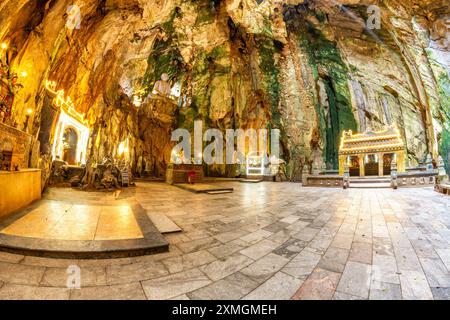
1, 0, 448, 180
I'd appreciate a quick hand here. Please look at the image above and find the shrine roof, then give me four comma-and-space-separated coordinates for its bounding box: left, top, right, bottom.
339, 126, 405, 155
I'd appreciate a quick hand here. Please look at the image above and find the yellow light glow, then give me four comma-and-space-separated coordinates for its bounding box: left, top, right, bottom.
52, 110, 90, 165
118, 142, 125, 156
342, 134, 401, 144
340, 143, 404, 153
46, 79, 90, 165
118, 140, 130, 157
1, 43, 7, 50
45, 80, 57, 93
26, 108, 33, 115
20, 71, 28, 78
45, 80, 87, 125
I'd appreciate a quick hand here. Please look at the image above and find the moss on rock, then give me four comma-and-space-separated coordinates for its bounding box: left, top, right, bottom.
257, 38, 282, 126
287, 15, 357, 169
437, 72, 450, 173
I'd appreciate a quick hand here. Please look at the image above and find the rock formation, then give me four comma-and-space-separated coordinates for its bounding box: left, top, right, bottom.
0, 0, 448, 181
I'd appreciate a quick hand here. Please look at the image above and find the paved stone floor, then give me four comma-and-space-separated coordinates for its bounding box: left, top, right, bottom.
0, 182, 449, 300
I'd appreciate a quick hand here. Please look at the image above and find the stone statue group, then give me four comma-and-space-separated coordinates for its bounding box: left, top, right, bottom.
49, 156, 128, 190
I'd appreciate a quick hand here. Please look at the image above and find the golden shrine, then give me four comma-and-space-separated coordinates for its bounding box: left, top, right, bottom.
339, 126, 406, 177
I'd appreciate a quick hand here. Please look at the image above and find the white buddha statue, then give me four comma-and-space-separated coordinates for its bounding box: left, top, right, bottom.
152, 73, 171, 97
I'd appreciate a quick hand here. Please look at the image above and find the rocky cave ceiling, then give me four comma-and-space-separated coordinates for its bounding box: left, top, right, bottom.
0, 0, 449, 179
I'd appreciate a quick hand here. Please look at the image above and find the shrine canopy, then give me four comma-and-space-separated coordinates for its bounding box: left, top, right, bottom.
338, 126, 407, 177
339, 126, 405, 155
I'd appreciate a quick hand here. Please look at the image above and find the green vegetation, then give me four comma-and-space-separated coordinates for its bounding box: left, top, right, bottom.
437, 72, 450, 173
178, 44, 230, 130
441, 130, 450, 174
258, 39, 282, 127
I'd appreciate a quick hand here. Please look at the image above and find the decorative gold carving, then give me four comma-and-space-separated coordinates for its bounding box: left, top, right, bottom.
0, 122, 32, 170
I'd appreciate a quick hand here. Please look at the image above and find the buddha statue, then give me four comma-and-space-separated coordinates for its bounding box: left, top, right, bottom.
152, 73, 172, 97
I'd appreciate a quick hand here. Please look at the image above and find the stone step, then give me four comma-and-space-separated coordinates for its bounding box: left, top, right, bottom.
349, 183, 392, 189
147, 213, 182, 234
350, 178, 391, 184
240, 179, 263, 183
206, 190, 234, 194
175, 183, 234, 194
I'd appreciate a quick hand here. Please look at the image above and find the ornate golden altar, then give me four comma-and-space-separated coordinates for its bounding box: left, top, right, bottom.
338, 126, 406, 177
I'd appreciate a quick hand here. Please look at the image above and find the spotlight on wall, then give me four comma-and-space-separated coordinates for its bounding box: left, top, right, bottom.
118, 140, 129, 157
24, 108, 33, 132
118, 142, 125, 156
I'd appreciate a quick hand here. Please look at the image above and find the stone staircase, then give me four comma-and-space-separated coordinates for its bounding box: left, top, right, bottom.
349, 177, 391, 189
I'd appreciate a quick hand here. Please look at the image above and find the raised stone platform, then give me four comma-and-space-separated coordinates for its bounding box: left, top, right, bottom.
0, 190, 169, 259
0, 169, 41, 219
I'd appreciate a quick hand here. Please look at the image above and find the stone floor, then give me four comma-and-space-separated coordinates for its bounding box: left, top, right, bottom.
0, 182, 449, 300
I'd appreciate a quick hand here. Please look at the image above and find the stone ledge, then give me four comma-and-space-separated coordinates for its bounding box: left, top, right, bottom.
0, 168, 41, 175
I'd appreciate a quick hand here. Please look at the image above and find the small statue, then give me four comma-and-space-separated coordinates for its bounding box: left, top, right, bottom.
152, 73, 171, 97
343, 162, 350, 189
275, 162, 287, 182
1, 47, 23, 123
437, 155, 447, 177
391, 160, 398, 189
115, 86, 130, 109
82, 159, 96, 187
425, 154, 433, 170
0, 72, 23, 123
